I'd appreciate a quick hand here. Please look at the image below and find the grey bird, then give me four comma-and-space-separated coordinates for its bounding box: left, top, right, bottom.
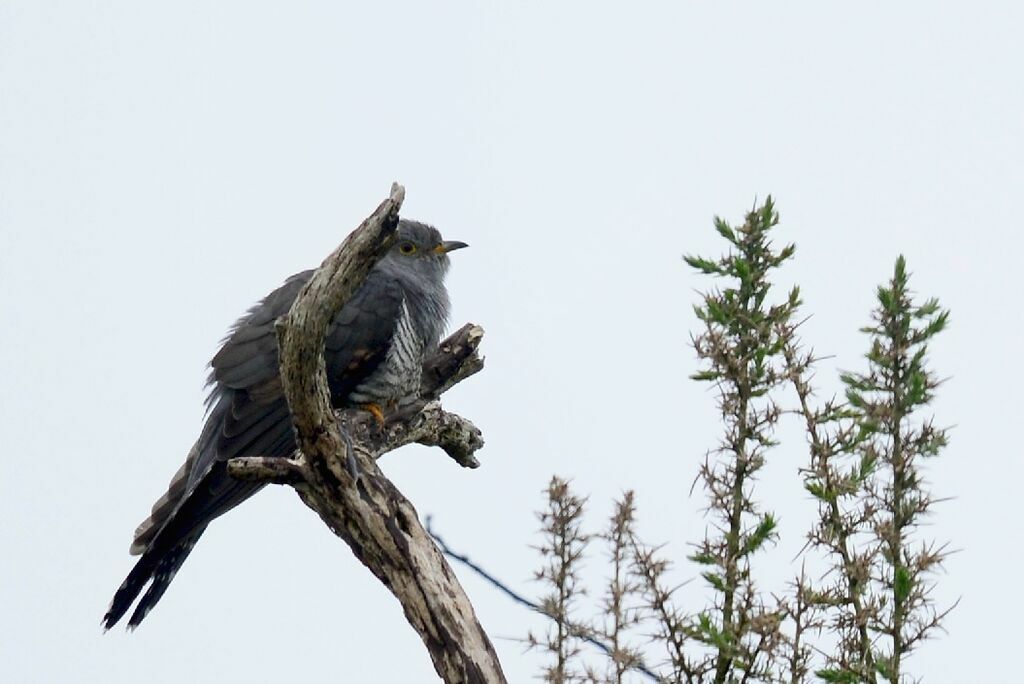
103, 220, 467, 630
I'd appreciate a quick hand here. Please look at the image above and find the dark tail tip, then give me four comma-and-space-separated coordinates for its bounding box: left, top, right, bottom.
103, 535, 199, 631
103, 569, 147, 631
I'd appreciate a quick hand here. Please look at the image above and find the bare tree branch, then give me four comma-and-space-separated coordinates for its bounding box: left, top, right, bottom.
226, 184, 506, 684
227, 456, 308, 485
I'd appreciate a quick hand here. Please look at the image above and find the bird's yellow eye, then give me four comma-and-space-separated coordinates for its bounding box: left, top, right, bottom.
399, 242, 417, 255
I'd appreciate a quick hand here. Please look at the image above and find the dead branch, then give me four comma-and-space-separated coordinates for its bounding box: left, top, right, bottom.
226, 184, 505, 684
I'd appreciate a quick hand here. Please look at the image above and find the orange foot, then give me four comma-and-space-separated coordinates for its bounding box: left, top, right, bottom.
361, 402, 386, 427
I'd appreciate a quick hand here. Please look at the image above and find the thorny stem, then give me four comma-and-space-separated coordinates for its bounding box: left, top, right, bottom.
889, 350, 906, 683
531, 477, 589, 684
507, 205, 952, 684
557, 514, 571, 680
785, 341, 875, 678
716, 384, 750, 683
798, 256, 951, 682
881, 267, 915, 684
607, 499, 630, 684
630, 537, 698, 683
783, 567, 822, 684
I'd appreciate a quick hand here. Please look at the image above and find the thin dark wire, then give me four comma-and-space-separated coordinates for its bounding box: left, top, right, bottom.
425, 516, 663, 682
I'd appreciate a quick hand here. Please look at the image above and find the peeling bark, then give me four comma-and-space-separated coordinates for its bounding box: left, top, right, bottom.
227, 184, 505, 683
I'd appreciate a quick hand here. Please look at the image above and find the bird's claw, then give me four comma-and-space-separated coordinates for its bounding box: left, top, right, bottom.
361, 402, 387, 429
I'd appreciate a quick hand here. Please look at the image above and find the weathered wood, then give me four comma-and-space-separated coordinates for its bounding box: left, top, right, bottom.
227, 455, 307, 485
226, 184, 505, 684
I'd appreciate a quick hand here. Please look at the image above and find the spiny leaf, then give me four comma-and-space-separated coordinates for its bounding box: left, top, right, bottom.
774, 243, 796, 266
857, 453, 877, 482
876, 285, 894, 312
714, 217, 737, 243
905, 370, 928, 406
924, 310, 950, 338
874, 656, 894, 680
815, 668, 863, 683
915, 297, 941, 317
685, 254, 722, 275
805, 481, 835, 502
691, 612, 730, 650
894, 565, 912, 602
690, 370, 721, 382
733, 257, 751, 283
845, 388, 866, 410
702, 571, 727, 593
740, 514, 778, 556
705, 297, 730, 325
893, 254, 908, 287
688, 551, 717, 565
788, 285, 802, 308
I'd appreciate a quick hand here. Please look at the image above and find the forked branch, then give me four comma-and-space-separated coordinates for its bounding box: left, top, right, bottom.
227, 184, 505, 684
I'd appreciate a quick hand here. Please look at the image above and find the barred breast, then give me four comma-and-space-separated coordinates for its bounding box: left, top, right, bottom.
348, 298, 424, 407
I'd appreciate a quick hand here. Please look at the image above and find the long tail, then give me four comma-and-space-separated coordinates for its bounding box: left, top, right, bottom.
103, 457, 263, 630
103, 527, 206, 631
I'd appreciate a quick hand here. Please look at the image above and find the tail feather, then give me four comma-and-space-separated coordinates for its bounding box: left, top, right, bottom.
103, 542, 164, 630
103, 529, 206, 631
131, 397, 231, 556
127, 534, 203, 629
130, 443, 199, 555
105, 460, 262, 630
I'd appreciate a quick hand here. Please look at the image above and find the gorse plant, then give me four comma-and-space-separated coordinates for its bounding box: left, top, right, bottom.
682, 198, 797, 682
528, 477, 592, 684
797, 256, 953, 684
523, 200, 953, 683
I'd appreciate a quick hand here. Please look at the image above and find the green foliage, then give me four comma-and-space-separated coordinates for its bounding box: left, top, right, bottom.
815, 668, 866, 684
799, 255, 953, 683
740, 514, 778, 557
893, 567, 912, 603
523, 200, 953, 684
682, 198, 801, 682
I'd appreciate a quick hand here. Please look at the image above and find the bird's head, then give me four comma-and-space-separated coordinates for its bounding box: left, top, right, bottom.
382, 219, 468, 282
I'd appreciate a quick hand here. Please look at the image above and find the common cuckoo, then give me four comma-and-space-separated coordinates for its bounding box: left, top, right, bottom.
103, 220, 467, 630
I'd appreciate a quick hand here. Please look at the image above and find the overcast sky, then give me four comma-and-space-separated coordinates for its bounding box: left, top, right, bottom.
2, 2, 1022, 682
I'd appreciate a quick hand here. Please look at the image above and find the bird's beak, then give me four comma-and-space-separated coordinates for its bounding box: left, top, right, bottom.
434, 240, 469, 254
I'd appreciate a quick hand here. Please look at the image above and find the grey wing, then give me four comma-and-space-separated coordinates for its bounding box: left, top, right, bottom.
129, 268, 406, 555
324, 272, 407, 403
107, 268, 407, 629
129, 270, 314, 554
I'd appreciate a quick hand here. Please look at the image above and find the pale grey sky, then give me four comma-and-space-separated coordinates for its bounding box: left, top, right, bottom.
2, 2, 1022, 682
